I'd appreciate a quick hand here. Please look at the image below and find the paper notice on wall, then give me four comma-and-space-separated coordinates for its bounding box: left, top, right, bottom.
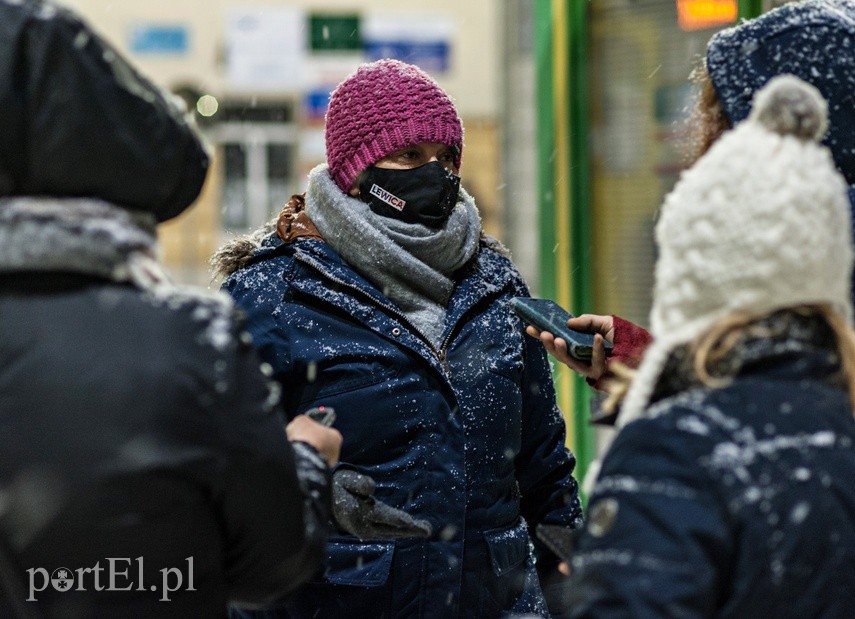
225, 8, 306, 91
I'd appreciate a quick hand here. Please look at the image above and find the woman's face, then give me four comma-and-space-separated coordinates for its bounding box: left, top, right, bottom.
349, 142, 458, 196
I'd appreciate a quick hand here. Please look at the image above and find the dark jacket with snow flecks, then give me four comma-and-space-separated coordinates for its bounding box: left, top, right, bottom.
0, 1, 328, 614
0, 206, 331, 619
566, 315, 855, 618
222, 233, 582, 618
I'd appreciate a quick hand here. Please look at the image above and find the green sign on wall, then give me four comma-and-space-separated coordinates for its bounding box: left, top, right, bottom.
309, 14, 361, 52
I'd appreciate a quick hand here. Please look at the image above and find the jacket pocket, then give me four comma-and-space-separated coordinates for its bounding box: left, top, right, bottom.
322, 539, 395, 587
296, 360, 401, 407
484, 519, 529, 576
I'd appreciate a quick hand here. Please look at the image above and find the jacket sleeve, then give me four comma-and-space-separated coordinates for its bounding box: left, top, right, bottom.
222, 258, 299, 415
566, 412, 730, 618
589, 315, 654, 391
210, 316, 330, 608
516, 310, 584, 544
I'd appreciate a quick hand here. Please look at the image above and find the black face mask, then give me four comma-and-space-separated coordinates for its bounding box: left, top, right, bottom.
358, 161, 461, 228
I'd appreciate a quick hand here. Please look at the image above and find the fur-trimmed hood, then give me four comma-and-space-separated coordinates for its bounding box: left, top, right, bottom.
210, 217, 279, 279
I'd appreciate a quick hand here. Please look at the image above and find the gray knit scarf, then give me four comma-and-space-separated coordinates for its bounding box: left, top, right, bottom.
0, 197, 170, 289
305, 164, 482, 346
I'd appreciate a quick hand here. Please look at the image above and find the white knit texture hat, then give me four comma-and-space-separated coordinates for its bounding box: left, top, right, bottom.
619, 75, 854, 427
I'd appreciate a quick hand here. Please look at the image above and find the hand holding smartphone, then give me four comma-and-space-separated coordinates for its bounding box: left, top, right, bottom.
509, 297, 612, 361
287, 406, 341, 466
304, 406, 336, 427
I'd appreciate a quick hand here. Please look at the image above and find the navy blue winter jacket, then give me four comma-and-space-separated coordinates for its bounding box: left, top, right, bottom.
223, 233, 582, 618
566, 315, 855, 618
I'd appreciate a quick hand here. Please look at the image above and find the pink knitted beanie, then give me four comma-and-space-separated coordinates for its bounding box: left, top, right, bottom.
325, 59, 464, 193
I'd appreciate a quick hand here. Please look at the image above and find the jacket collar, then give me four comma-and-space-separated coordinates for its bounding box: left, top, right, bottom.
0, 197, 169, 288
267, 235, 515, 365
649, 311, 845, 406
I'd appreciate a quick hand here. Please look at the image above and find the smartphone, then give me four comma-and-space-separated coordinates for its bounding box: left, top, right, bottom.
509, 297, 612, 361
535, 523, 576, 563
304, 406, 336, 427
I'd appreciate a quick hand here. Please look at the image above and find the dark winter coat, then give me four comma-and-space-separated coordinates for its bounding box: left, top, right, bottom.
222, 232, 583, 618
0, 200, 330, 618
0, 3, 328, 616
566, 314, 855, 618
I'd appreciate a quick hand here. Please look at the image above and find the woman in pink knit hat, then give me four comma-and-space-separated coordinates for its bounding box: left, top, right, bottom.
214, 59, 582, 618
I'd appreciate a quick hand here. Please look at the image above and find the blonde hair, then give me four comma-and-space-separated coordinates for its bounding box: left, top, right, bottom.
684, 62, 731, 165
603, 305, 855, 416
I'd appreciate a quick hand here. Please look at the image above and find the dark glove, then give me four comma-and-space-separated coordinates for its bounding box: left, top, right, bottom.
535, 523, 576, 618
535, 523, 576, 563
538, 566, 573, 619
332, 469, 432, 540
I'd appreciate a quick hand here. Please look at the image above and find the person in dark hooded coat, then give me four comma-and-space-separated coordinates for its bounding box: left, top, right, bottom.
0, 1, 339, 617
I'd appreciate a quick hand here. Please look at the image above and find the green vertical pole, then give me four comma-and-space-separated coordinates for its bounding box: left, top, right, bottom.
535, 0, 557, 297
737, 0, 764, 19
534, 0, 595, 503
567, 0, 595, 499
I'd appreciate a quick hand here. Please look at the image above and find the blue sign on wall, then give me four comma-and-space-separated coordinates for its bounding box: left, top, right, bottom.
304, 87, 333, 120
130, 25, 189, 55
364, 40, 450, 73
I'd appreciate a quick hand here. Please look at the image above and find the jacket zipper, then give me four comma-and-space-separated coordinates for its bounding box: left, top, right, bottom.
293, 253, 453, 377
436, 332, 456, 376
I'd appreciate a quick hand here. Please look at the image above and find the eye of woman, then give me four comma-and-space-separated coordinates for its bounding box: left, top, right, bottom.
377, 148, 422, 166
400, 149, 422, 161
438, 149, 456, 164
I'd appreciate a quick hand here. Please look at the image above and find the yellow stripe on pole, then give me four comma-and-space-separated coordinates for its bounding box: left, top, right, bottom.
551, 0, 576, 449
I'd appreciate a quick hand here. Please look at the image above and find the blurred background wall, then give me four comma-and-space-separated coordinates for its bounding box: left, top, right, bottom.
57, 0, 786, 486
59, 0, 504, 286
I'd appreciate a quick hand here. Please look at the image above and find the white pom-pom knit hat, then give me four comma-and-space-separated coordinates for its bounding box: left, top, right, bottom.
618, 74, 854, 428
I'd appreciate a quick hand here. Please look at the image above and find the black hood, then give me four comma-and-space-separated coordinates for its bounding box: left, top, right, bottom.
0, 0, 210, 222
707, 0, 855, 186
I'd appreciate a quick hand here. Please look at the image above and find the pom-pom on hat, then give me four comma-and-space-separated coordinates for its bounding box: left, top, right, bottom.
324, 59, 464, 193
618, 75, 854, 427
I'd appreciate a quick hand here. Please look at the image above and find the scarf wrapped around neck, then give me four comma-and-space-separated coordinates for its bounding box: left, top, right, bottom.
0, 197, 171, 289
304, 164, 482, 346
